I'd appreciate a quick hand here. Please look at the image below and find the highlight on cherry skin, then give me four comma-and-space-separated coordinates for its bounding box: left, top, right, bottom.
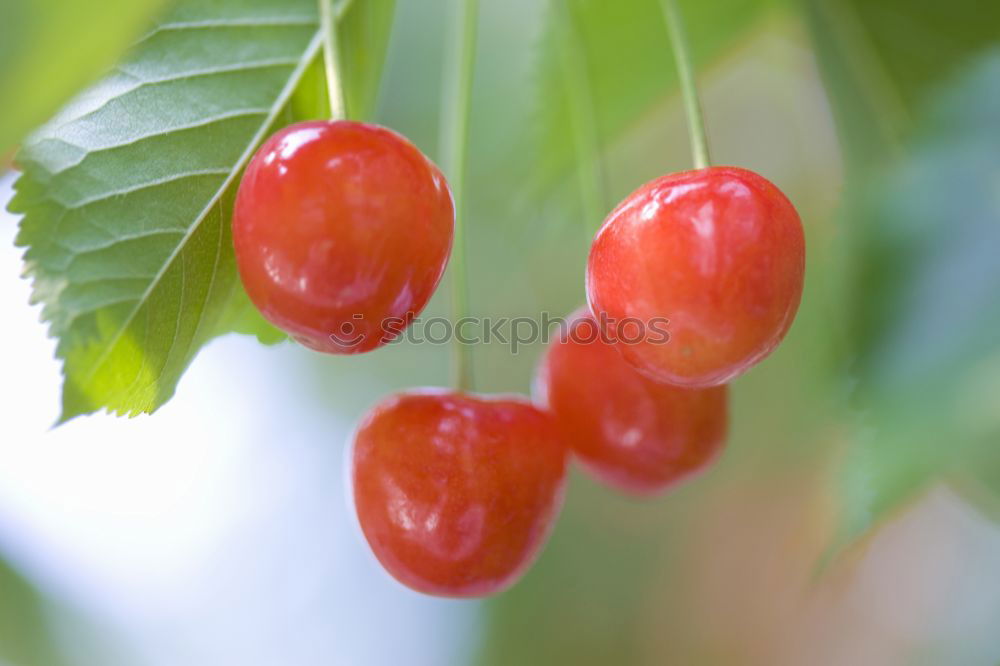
535, 308, 728, 495
232, 120, 454, 354
350, 390, 568, 598
586, 166, 805, 388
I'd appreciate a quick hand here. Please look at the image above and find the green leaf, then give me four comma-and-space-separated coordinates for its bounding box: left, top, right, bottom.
9, 0, 395, 421
530, 0, 773, 198
833, 50, 1000, 542
338, 0, 397, 120
958, 437, 1000, 523
0, 555, 64, 666
804, 0, 1000, 543
0, 0, 171, 154
950, 349, 1000, 522
803, 0, 1000, 169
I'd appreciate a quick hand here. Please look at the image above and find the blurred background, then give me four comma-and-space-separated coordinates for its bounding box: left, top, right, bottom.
2, 0, 999, 664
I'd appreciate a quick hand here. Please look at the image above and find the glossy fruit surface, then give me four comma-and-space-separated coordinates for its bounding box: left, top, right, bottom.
587, 166, 804, 387
351, 390, 567, 597
233, 120, 454, 353
535, 308, 728, 495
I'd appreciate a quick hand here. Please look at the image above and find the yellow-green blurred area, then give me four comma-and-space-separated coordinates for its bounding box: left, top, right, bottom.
1, 0, 999, 664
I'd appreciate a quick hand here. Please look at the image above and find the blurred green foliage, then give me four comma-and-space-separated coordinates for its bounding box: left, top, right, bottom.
805, 0, 1000, 545
337, 0, 397, 120
0, 0, 170, 154
835, 56, 1000, 543
530, 0, 775, 198
0, 556, 63, 666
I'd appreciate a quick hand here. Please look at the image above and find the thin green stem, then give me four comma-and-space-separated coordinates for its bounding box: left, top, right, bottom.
440, 0, 479, 393
658, 0, 710, 169
318, 0, 346, 119
557, 0, 607, 243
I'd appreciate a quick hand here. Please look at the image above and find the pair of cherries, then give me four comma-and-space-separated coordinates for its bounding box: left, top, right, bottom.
233, 119, 805, 597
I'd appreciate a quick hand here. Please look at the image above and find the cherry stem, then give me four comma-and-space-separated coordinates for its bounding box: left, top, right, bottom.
558, 0, 607, 242
658, 0, 710, 169
319, 0, 347, 120
441, 0, 479, 393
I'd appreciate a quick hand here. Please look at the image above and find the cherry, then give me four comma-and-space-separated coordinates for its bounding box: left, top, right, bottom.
535, 308, 727, 495
351, 390, 568, 597
587, 166, 804, 387
233, 120, 454, 354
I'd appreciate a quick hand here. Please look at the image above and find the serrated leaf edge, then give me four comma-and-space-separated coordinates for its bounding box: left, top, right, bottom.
73, 30, 322, 391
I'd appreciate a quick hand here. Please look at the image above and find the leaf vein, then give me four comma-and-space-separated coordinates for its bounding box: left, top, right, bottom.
136, 16, 317, 46
65, 296, 142, 321
64, 169, 230, 209
68, 229, 186, 257
42, 52, 301, 143
41, 109, 271, 174
117, 58, 300, 87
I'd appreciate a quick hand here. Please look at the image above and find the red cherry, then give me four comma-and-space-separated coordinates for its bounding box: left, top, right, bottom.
587, 166, 805, 387
233, 120, 454, 353
351, 390, 568, 597
535, 308, 727, 495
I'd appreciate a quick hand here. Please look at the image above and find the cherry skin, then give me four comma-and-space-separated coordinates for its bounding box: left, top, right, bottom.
535, 308, 728, 495
587, 166, 805, 387
233, 120, 454, 354
351, 390, 568, 597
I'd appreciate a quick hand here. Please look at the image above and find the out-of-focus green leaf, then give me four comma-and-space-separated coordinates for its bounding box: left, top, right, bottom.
828, 1, 1000, 114
954, 352, 1000, 521
0, 0, 171, 154
0, 555, 63, 666
833, 51, 1000, 541
805, 0, 1000, 542
530, 0, 774, 202
8, 0, 396, 422
961, 447, 1000, 523
803, 0, 1000, 169
853, 62, 1000, 393
338, 0, 397, 120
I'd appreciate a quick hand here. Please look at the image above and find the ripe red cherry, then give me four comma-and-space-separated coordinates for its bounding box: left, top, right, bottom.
535, 308, 727, 495
351, 390, 568, 597
587, 166, 805, 387
233, 120, 454, 353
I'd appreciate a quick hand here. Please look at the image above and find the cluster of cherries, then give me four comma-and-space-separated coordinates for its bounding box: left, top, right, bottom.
233, 119, 805, 598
